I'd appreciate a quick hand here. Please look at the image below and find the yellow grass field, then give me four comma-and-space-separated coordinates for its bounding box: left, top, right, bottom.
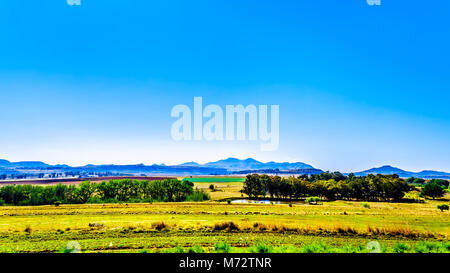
0, 182, 448, 253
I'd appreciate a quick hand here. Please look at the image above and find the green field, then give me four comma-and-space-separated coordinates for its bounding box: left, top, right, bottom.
0, 190, 448, 253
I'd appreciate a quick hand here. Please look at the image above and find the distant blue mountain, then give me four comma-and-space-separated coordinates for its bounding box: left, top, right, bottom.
0, 160, 10, 167
189, 157, 314, 171
355, 165, 450, 179
12, 161, 50, 168
0, 160, 50, 168
176, 161, 201, 167
355, 165, 413, 176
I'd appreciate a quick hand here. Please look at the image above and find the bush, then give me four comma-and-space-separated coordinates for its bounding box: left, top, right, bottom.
250, 243, 273, 253
437, 204, 449, 212
362, 202, 370, 209
393, 243, 411, 253
186, 189, 210, 202
415, 241, 450, 253
86, 197, 103, 204
188, 245, 205, 253
404, 191, 424, 202
214, 242, 231, 253
300, 242, 330, 253
306, 197, 321, 205
213, 221, 239, 231
173, 246, 185, 253
209, 184, 215, 191
151, 221, 167, 231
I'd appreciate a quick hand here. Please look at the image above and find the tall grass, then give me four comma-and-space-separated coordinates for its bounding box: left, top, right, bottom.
186, 189, 211, 202
207, 221, 441, 239
161, 241, 450, 253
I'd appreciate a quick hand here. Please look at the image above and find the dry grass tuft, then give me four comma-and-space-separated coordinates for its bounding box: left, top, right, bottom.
88, 222, 105, 229
213, 221, 240, 231
151, 221, 168, 231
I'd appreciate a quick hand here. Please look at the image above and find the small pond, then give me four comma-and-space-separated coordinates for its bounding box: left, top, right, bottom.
231, 199, 305, 205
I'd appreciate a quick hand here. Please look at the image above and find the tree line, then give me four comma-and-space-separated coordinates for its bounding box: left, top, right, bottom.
0, 179, 209, 206
242, 173, 413, 201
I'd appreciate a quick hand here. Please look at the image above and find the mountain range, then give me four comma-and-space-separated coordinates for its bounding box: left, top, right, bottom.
0, 158, 449, 179
179, 157, 314, 171
353, 165, 450, 179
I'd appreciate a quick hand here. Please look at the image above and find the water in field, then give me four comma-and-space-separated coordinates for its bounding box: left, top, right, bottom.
231, 199, 303, 205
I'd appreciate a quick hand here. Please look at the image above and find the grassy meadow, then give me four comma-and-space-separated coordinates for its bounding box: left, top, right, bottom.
183, 177, 246, 183
0, 180, 448, 253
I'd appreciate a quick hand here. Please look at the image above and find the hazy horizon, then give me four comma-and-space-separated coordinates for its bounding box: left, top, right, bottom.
1, 155, 449, 174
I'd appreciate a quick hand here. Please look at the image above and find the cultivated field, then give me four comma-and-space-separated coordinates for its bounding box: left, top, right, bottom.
0, 176, 174, 186
0, 181, 448, 253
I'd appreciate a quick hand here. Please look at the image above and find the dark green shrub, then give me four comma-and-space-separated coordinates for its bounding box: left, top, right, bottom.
393, 243, 411, 253
250, 243, 273, 253
188, 246, 205, 253
437, 204, 449, 212
414, 241, 450, 253
306, 197, 321, 205
214, 242, 231, 253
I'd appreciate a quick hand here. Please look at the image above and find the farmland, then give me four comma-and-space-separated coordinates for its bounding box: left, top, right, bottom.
0, 176, 174, 186
183, 177, 246, 183
0, 180, 448, 253
193, 182, 243, 200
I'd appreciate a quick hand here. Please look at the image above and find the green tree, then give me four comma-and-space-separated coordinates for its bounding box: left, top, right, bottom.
421, 182, 445, 199
260, 175, 273, 198
75, 181, 96, 203
429, 179, 449, 189
242, 174, 264, 198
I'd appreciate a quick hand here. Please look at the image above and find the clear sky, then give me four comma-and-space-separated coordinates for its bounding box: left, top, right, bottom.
1, 0, 449, 172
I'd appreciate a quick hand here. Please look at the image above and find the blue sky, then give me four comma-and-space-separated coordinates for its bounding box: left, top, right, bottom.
1, 0, 449, 172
